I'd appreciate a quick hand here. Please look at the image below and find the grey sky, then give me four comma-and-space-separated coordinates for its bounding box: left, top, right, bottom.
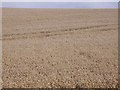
1, 2, 118, 8
1, 0, 119, 2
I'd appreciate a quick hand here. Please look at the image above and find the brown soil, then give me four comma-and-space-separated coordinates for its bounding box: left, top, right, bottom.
2, 8, 118, 88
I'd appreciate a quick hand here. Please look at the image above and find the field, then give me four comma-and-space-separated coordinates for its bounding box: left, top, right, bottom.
2, 8, 118, 88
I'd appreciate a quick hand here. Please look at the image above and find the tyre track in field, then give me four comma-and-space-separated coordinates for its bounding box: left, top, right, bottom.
2, 24, 117, 40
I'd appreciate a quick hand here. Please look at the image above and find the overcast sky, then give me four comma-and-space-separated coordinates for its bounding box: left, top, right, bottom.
1, 0, 119, 2
1, 2, 118, 8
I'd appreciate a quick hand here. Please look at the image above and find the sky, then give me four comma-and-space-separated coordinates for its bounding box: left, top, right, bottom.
1, 2, 118, 8
1, 0, 119, 2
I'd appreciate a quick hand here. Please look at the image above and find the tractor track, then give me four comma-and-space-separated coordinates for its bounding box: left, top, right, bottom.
2, 24, 117, 40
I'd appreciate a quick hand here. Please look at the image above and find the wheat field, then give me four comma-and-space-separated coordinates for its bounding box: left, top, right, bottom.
2, 8, 118, 88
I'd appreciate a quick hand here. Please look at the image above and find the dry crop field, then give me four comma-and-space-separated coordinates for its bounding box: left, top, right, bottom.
2, 8, 118, 88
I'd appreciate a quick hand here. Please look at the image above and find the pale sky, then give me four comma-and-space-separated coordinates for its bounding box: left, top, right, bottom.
1, 2, 118, 8
1, 0, 119, 2
0, 0, 119, 8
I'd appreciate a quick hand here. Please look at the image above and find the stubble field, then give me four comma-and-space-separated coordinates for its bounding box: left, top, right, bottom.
2, 9, 118, 88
